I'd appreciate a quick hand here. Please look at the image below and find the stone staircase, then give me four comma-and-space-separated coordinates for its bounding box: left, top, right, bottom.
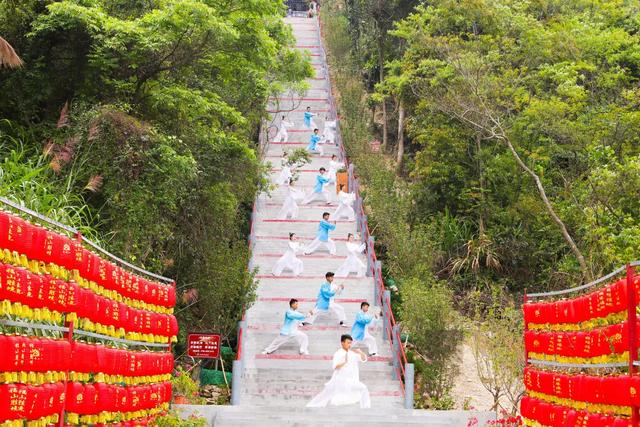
176, 16, 495, 427
240, 16, 404, 410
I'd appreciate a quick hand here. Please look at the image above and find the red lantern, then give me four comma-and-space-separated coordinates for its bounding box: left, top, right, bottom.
0, 383, 28, 421
3, 265, 28, 305
602, 376, 631, 407
566, 373, 581, 402
611, 417, 631, 427
582, 375, 605, 404
79, 383, 98, 415
573, 296, 590, 323
5, 214, 30, 256
537, 369, 553, 396
168, 284, 176, 307
0, 210, 12, 249
630, 376, 640, 406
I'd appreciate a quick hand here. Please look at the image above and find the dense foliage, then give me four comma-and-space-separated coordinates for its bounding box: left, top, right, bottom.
0, 0, 312, 346
321, 0, 640, 410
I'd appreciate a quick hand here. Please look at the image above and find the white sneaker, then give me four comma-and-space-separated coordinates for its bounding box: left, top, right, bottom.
261, 350, 270, 355
300, 351, 309, 355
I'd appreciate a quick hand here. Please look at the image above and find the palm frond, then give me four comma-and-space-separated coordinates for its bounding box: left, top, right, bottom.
0, 36, 23, 68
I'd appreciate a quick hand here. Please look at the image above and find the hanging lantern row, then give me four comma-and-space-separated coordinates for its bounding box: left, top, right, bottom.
0, 381, 170, 424
525, 321, 633, 362
69, 341, 174, 379
0, 335, 173, 383
0, 335, 70, 376
64, 381, 171, 423
0, 211, 175, 310
0, 263, 178, 341
523, 277, 640, 328
521, 395, 631, 427
524, 367, 637, 411
0, 382, 64, 423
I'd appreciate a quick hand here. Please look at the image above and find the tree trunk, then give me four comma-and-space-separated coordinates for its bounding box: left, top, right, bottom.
448, 107, 592, 282
499, 133, 591, 281
476, 133, 485, 235
396, 100, 405, 172
378, 35, 388, 151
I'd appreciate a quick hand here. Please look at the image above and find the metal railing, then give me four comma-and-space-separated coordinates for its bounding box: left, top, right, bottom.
315, 15, 414, 408
0, 196, 174, 285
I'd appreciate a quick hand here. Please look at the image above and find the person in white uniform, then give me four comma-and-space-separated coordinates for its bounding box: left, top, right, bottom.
350, 302, 379, 356
333, 184, 356, 220
272, 233, 304, 276
303, 272, 347, 326
325, 154, 344, 199
306, 334, 370, 408
335, 233, 367, 278
327, 154, 344, 182
274, 116, 294, 143
278, 178, 305, 219
262, 298, 310, 355
323, 118, 337, 145
275, 152, 292, 186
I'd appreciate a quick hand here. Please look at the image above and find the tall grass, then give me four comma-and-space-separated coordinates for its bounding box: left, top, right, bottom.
0, 127, 100, 241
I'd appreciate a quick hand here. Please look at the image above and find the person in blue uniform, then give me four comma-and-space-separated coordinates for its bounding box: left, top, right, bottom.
307, 128, 324, 155
304, 106, 317, 129
303, 212, 337, 255
303, 272, 347, 326
350, 301, 378, 356
262, 298, 310, 355
302, 167, 331, 204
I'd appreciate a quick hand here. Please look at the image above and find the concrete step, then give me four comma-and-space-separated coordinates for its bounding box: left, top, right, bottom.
253, 221, 355, 237
252, 257, 364, 276
243, 334, 389, 356
251, 239, 359, 257
244, 354, 394, 370
246, 301, 375, 323
254, 281, 375, 299
176, 405, 495, 426
256, 208, 353, 221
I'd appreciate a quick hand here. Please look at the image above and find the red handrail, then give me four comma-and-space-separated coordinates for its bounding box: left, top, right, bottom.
236, 326, 244, 361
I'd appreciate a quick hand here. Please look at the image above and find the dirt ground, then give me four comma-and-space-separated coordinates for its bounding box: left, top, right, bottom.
451, 342, 497, 411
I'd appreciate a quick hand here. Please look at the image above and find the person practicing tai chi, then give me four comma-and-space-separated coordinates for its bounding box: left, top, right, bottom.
278, 179, 305, 220
303, 272, 347, 327
325, 154, 345, 199
302, 167, 330, 205
333, 184, 356, 220
272, 233, 304, 276
306, 334, 370, 408
307, 128, 323, 155
350, 302, 379, 356
274, 116, 294, 143
323, 118, 337, 146
327, 154, 344, 183
262, 298, 310, 355
335, 233, 367, 278
303, 212, 337, 255
275, 152, 292, 186
304, 106, 318, 129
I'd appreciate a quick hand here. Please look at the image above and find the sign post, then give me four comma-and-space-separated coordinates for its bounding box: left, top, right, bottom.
187, 333, 221, 359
